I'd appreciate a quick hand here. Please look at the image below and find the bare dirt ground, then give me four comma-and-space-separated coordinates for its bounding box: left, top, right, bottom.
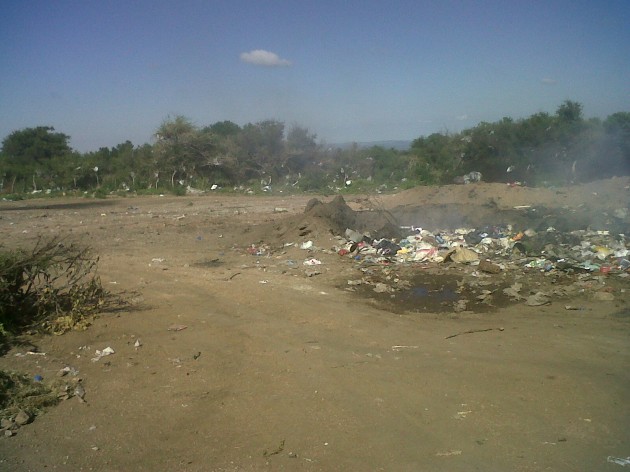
1, 178, 629, 471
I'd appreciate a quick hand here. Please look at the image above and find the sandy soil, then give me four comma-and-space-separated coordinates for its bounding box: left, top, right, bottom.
0, 178, 629, 471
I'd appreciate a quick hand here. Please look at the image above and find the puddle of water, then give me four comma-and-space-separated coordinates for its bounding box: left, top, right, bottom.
402, 285, 459, 302
351, 273, 511, 314
391, 278, 461, 313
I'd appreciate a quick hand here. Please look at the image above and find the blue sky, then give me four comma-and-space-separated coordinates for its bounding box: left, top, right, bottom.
1, 0, 629, 152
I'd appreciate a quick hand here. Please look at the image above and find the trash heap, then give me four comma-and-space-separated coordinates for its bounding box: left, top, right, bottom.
244, 195, 629, 278
334, 225, 630, 275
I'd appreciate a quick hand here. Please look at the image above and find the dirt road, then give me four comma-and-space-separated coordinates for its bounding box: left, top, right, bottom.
1, 180, 629, 471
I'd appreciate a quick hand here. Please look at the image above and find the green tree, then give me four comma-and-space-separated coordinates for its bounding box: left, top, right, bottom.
154, 116, 218, 188
206, 120, 241, 138
410, 132, 462, 183
556, 100, 583, 123
236, 120, 286, 183
1, 126, 72, 192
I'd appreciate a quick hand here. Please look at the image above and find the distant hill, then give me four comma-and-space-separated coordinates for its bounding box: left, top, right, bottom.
330, 140, 411, 151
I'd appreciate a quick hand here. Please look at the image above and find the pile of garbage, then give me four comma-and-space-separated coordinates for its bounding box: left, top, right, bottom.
333, 224, 630, 275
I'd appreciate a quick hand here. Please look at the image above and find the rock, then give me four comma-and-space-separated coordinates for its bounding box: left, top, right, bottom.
373, 283, 390, 293
14, 409, 31, 426
503, 283, 524, 300
525, 292, 550, 306
453, 299, 468, 312
592, 291, 615, 301
1, 418, 14, 430
479, 259, 501, 274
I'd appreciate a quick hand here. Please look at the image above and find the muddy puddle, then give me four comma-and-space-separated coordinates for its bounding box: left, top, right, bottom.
349, 272, 514, 314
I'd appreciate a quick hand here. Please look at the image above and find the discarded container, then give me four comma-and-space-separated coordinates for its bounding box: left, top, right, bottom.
303, 258, 322, 266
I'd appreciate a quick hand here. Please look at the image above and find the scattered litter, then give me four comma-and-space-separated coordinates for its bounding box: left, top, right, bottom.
454, 410, 472, 419
436, 450, 462, 457
167, 324, 188, 332
303, 258, 322, 266
564, 305, 584, 311
57, 366, 79, 377
453, 170, 482, 184
14, 350, 47, 358
607, 456, 630, 466
134, 339, 142, 348
91, 347, 115, 362
391, 345, 419, 351
300, 240, 314, 250
74, 383, 86, 403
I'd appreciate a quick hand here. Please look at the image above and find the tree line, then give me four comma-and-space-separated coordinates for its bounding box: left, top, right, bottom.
1, 100, 628, 196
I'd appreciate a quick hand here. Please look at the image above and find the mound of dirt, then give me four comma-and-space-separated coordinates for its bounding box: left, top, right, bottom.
243, 195, 402, 247
384, 177, 630, 233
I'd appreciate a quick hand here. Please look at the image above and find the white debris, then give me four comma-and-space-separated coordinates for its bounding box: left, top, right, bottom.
91, 347, 115, 362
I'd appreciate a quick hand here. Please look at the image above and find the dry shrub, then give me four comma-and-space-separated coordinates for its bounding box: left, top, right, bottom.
0, 237, 105, 338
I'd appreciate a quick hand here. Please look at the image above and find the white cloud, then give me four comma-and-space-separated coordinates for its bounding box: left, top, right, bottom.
240, 49, 292, 67
541, 77, 557, 85
456, 114, 469, 121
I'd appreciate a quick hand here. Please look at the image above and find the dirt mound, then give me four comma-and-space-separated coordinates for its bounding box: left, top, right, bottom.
243, 195, 401, 247
383, 177, 630, 233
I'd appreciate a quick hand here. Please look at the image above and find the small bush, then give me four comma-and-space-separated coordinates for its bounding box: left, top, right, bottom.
0, 238, 106, 340
93, 188, 108, 199
0, 370, 59, 419
171, 185, 187, 196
